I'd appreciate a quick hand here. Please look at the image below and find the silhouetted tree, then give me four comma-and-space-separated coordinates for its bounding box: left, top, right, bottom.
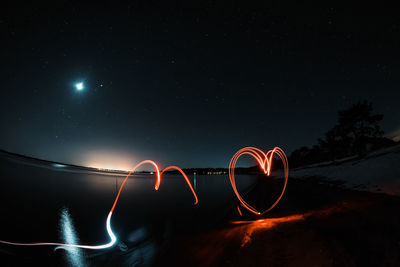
322, 101, 384, 157
290, 101, 394, 167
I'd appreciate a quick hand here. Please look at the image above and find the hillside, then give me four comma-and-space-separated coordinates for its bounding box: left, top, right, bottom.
290, 143, 400, 195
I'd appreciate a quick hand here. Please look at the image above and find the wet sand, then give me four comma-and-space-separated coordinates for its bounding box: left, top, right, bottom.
159, 176, 400, 267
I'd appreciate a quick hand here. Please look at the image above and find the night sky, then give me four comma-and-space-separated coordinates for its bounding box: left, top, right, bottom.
1, 3, 399, 169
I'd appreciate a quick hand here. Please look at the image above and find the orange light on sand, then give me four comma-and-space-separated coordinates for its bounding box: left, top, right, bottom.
231, 214, 305, 247
229, 147, 289, 216
230, 205, 346, 247
0, 160, 198, 250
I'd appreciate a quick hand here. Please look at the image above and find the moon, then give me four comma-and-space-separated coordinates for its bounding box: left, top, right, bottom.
75, 82, 84, 91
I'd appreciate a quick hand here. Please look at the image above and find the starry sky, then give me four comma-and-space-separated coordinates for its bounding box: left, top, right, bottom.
1, 2, 399, 169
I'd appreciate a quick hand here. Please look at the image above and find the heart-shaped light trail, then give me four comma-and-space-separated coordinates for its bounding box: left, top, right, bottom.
229, 147, 289, 216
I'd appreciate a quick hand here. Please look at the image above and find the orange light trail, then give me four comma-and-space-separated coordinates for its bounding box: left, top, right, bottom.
237, 205, 243, 216
229, 147, 289, 215
0, 160, 198, 250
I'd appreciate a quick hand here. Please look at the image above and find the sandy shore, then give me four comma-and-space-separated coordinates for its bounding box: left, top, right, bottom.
159, 176, 400, 266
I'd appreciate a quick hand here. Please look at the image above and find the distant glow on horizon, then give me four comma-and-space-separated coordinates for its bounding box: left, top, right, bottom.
83, 150, 139, 171
385, 128, 400, 142
75, 82, 84, 91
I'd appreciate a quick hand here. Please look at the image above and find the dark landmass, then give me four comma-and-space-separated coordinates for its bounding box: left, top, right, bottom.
289, 102, 398, 169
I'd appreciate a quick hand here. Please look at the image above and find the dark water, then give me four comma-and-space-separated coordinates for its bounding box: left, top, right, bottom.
0, 153, 256, 266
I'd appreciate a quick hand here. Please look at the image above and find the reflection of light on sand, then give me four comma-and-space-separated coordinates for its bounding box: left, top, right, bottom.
231, 205, 343, 247
232, 214, 306, 247
57, 208, 86, 267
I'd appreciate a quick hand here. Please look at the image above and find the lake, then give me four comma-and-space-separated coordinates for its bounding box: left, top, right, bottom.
0, 152, 257, 266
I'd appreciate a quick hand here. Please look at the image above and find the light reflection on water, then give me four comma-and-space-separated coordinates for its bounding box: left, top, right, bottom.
58, 207, 86, 267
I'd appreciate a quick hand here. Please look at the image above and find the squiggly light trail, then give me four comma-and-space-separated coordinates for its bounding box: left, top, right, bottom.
0, 160, 198, 250
229, 147, 289, 215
